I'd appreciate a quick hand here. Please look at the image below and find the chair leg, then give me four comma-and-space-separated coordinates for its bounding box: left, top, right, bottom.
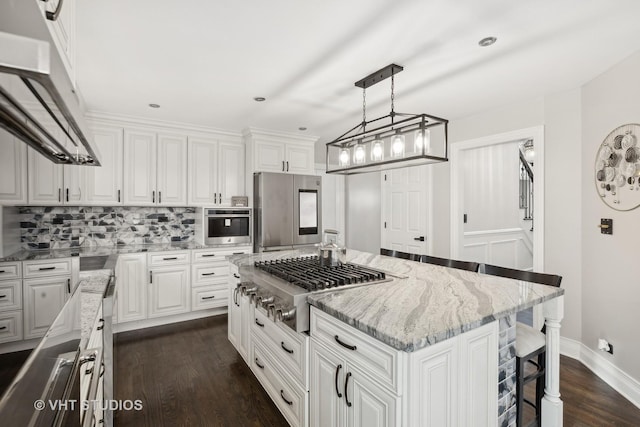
516, 356, 525, 427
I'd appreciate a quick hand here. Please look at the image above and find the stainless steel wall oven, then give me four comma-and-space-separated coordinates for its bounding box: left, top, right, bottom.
204, 208, 252, 245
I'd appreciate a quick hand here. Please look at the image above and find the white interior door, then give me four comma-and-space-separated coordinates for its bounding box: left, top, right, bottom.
381, 165, 430, 255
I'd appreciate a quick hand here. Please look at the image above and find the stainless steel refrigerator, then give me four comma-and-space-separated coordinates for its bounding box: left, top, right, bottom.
254, 172, 322, 252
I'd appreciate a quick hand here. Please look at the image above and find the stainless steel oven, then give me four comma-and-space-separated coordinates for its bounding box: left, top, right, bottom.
204, 208, 252, 245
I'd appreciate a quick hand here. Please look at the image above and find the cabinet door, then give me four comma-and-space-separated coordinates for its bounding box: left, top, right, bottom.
123, 129, 156, 205
187, 137, 218, 206
218, 141, 245, 205
228, 283, 241, 348
286, 143, 315, 174
238, 293, 251, 361
28, 148, 64, 204
310, 341, 344, 427
254, 140, 286, 173
43, 0, 76, 85
148, 265, 190, 318
63, 165, 84, 204
0, 128, 27, 204
157, 133, 187, 205
85, 126, 123, 205
346, 367, 398, 427
115, 253, 147, 323
23, 276, 70, 339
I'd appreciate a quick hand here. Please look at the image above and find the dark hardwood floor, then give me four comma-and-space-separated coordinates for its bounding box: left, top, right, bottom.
2, 316, 640, 426
114, 315, 288, 427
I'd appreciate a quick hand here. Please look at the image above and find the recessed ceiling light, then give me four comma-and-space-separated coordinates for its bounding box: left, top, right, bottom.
253, 97, 266, 102
478, 36, 497, 47
149, 103, 160, 108
298, 127, 307, 131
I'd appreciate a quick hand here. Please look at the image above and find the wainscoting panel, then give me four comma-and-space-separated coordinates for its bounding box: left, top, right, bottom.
462, 228, 533, 270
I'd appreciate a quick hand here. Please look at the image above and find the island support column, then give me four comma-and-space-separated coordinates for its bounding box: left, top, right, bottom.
541, 295, 564, 426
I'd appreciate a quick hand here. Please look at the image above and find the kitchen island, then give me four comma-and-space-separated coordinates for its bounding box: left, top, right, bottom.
228, 248, 564, 427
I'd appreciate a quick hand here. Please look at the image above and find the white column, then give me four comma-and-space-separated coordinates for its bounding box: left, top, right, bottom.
541, 295, 564, 426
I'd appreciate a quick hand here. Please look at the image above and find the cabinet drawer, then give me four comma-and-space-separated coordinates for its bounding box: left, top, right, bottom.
23, 259, 72, 278
191, 264, 229, 287
252, 307, 308, 388
0, 280, 22, 312
0, 310, 23, 344
148, 251, 190, 266
191, 285, 227, 311
0, 262, 21, 280
251, 338, 307, 427
192, 247, 251, 263
310, 307, 401, 393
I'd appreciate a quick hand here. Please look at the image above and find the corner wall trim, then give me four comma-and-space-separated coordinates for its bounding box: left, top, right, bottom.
561, 337, 640, 409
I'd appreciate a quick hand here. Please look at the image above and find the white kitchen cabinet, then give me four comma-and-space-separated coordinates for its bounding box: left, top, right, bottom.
39, 0, 76, 86
123, 129, 187, 206
85, 125, 123, 205
28, 148, 64, 204
0, 128, 27, 205
244, 128, 317, 176
310, 341, 343, 427
148, 264, 190, 318
115, 253, 147, 323
187, 137, 245, 206
23, 276, 70, 339
0, 261, 23, 344
227, 263, 241, 349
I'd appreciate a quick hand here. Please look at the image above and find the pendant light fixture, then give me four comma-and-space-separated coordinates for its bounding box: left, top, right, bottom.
326, 64, 448, 174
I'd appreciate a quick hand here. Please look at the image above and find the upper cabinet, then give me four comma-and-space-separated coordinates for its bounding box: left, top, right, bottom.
187, 137, 245, 206
0, 128, 27, 205
244, 128, 317, 175
85, 125, 124, 205
123, 129, 187, 206
40, 0, 77, 86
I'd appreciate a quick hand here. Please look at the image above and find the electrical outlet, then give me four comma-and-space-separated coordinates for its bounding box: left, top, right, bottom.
598, 338, 614, 354
607, 343, 614, 355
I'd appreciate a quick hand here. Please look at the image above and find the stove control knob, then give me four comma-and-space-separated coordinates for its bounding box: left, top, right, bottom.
259, 296, 274, 307
241, 285, 257, 296
276, 307, 296, 322
266, 304, 276, 319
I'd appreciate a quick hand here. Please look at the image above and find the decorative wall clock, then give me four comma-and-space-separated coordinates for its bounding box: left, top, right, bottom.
595, 123, 640, 211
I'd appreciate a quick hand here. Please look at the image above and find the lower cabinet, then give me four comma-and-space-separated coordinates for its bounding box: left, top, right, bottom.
148, 264, 190, 318
115, 253, 148, 323
23, 276, 71, 339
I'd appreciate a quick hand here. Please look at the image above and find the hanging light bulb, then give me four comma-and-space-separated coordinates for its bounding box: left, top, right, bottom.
391, 133, 405, 157
353, 141, 366, 164
414, 128, 431, 154
370, 138, 384, 162
339, 148, 350, 166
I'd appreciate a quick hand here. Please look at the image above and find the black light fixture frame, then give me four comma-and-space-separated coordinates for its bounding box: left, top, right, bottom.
326, 64, 448, 175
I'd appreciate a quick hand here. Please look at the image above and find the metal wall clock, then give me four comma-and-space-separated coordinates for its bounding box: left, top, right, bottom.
595, 123, 640, 210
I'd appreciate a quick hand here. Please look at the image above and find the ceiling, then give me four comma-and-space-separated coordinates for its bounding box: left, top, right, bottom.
77, 0, 640, 143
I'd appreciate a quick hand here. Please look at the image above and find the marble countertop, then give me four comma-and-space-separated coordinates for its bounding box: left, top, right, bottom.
231, 249, 564, 352
0, 241, 247, 262
78, 269, 112, 340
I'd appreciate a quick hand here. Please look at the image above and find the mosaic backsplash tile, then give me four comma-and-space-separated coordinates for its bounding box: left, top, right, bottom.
19, 206, 196, 249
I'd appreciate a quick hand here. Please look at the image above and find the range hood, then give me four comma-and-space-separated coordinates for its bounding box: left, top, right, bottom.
0, 0, 100, 166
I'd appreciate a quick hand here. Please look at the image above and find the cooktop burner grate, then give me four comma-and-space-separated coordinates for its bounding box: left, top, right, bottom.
254, 256, 386, 291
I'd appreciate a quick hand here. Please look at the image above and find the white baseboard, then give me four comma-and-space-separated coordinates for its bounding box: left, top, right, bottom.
561, 337, 640, 409
114, 308, 227, 334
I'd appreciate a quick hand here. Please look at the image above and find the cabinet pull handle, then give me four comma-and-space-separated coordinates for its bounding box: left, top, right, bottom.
282, 160, 285, 171
201, 254, 215, 258
233, 288, 238, 306
152, 190, 155, 203
44, 0, 65, 21
0, 270, 4, 273
39, 266, 56, 271
280, 390, 293, 406
219, 192, 222, 203
201, 295, 215, 300
335, 364, 343, 397
280, 342, 294, 354
0, 295, 6, 299
254, 358, 264, 370
201, 272, 216, 276
150, 271, 153, 283
0, 326, 6, 330
233, 273, 240, 278
159, 191, 162, 204
344, 372, 352, 407
66, 188, 69, 202
255, 318, 264, 328
67, 278, 71, 294
232, 252, 244, 255
97, 325, 104, 331
286, 161, 289, 172
118, 189, 121, 203
58, 188, 61, 202
334, 335, 357, 351
163, 257, 178, 261
85, 366, 93, 375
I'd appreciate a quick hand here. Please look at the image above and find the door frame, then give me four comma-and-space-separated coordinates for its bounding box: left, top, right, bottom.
449, 125, 545, 272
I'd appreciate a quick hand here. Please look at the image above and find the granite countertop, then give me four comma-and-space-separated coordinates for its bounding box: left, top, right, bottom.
231, 249, 564, 352
0, 241, 236, 262
78, 269, 112, 340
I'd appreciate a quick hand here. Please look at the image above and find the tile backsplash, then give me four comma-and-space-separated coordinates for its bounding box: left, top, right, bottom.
19, 206, 196, 249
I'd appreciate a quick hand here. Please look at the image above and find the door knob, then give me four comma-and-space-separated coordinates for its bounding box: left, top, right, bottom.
414, 236, 425, 241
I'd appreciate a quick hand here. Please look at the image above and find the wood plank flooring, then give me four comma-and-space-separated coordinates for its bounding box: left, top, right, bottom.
2, 315, 640, 426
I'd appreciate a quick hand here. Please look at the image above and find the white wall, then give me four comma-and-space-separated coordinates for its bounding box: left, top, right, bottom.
581, 51, 640, 380
345, 172, 381, 253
